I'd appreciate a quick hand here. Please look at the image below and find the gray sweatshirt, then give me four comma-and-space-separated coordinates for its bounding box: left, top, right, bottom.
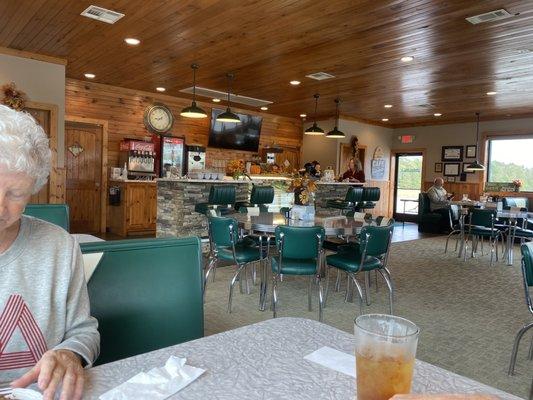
0, 216, 100, 385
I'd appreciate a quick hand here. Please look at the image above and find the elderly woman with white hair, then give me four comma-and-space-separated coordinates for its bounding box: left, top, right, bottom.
0, 105, 99, 399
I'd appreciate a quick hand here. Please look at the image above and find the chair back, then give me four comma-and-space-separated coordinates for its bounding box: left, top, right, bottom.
520, 243, 533, 312
503, 197, 529, 211
275, 225, 324, 260
418, 193, 431, 215
250, 185, 275, 205
208, 185, 236, 206
346, 187, 364, 203
359, 224, 394, 258
24, 204, 70, 231
362, 187, 381, 202
449, 204, 460, 228
208, 216, 238, 248
80, 237, 204, 365
470, 208, 495, 228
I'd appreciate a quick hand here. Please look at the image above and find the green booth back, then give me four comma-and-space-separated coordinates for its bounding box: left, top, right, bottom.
24, 204, 70, 231
80, 237, 204, 365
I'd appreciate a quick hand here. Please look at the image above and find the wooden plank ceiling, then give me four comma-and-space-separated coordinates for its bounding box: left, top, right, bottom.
2, 0, 533, 127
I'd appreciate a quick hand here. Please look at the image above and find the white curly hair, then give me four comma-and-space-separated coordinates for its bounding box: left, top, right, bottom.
0, 105, 51, 194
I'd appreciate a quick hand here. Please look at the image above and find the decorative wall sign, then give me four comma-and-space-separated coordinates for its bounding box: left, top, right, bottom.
443, 162, 460, 176
441, 146, 463, 161
465, 145, 477, 158
68, 142, 84, 157
373, 146, 384, 159
434, 163, 442, 173
371, 158, 386, 179
484, 182, 517, 192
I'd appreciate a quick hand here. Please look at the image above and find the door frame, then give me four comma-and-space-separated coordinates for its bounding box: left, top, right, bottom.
389, 148, 426, 221
65, 115, 109, 233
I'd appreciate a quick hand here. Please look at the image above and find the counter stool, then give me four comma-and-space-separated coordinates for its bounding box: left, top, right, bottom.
358, 187, 380, 212
195, 185, 237, 216
235, 185, 275, 213
326, 187, 364, 215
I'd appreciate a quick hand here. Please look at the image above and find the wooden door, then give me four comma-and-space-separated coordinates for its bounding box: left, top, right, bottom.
65, 122, 103, 233
275, 147, 300, 172
26, 108, 51, 204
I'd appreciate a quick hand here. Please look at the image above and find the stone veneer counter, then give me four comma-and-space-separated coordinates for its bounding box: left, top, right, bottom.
157, 178, 364, 238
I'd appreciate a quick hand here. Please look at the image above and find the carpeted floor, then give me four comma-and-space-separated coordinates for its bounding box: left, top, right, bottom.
203, 236, 532, 398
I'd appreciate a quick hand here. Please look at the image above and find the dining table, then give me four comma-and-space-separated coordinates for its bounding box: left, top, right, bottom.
82, 317, 522, 400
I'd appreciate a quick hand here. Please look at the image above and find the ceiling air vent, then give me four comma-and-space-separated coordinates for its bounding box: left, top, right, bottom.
305, 72, 335, 81
466, 9, 512, 25
81, 5, 125, 24
180, 87, 272, 107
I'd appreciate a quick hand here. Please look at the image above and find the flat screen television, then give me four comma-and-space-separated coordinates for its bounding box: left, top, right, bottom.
208, 109, 262, 152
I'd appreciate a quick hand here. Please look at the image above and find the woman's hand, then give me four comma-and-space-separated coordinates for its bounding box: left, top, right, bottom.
11, 349, 84, 400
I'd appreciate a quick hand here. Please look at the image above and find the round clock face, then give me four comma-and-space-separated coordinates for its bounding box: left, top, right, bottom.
144, 104, 173, 133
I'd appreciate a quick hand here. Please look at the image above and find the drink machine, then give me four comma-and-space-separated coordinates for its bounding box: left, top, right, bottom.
160, 136, 185, 177
187, 145, 206, 173
119, 139, 156, 180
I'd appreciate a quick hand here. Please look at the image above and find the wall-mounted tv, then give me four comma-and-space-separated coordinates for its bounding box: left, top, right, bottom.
208, 109, 263, 152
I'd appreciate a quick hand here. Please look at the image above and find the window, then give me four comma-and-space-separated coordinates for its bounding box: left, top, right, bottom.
487, 137, 533, 191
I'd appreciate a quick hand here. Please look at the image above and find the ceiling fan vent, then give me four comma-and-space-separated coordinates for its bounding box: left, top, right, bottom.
305, 72, 335, 81
81, 5, 125, 24
466, 9, 512, 25
180, 86, 272, 107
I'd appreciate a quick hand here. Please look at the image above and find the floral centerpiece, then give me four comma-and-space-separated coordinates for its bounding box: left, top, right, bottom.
2, 82, 27, 111
226, 159, 248, 180
287, 173, 317, 205
512, 179, 522, 192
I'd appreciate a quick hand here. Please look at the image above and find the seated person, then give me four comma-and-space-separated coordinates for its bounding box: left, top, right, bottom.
340, 157, 365, 182
427, 177, 454, 229
0, 105, 99, 400
310, 160, 322, 178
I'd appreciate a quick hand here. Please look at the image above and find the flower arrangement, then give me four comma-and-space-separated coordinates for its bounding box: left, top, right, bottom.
287, 174, 317, 205
512, 179, 522, 191
2, 82, 27, 111
226, 159, 245, 179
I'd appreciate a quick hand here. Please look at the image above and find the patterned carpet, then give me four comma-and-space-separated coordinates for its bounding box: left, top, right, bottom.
203, 236, 532, 398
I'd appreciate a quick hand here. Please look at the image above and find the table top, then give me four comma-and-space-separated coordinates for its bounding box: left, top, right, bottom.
232, 212, 383, 235
83, 318, 520, 400
72, 234, 104, 244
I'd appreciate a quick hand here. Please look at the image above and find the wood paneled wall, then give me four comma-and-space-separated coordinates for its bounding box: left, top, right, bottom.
65, 79, 303, 171
422, 181, 482, 201
367, 180, 391, 218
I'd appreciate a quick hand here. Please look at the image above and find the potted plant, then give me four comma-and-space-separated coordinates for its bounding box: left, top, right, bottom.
287, 173, 317, 220
512, 179, 522, 192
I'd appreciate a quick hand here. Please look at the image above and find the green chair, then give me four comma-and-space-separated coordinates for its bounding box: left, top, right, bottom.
270, 226, 325, 321
206, 215, 264, 312
467, 209, 503, 265
23, 204, 70, 231
417, 192, 445, 234
236, 185, 275, 213
80, 237, 204, 365
326, 187, 364, 215
326, 223, 395, 315
195, 185, 237, 215
358, 187, 380, 212
508, 242, 533, 376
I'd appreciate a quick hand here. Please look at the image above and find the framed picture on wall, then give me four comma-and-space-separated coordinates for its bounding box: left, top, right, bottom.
447, 176, 456, 182
441, 146, 463, 161
443, 162, 460, 176
465, 145, 477, 158
462, 162, 474, 174
434, 162, 442, 173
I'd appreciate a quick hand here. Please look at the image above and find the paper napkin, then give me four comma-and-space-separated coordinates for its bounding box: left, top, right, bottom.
304, 346, 356, 378
99, 356, 205, 400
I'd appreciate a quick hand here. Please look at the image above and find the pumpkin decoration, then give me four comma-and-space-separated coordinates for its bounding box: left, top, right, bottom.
250, 164, 261, 175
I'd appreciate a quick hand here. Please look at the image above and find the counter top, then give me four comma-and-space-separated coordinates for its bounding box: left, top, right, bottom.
157, 177, 365, 185
110, 179, 156, 184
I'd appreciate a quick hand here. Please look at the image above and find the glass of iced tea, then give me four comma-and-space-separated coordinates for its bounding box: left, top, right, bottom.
354, 314, 419, 400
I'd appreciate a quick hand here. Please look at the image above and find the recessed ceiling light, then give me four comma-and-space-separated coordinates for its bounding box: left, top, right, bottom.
84, 73, 95, 79
289, 80, 301, 86
486, 91, 497, 95
124, 38, 141, 46
384, 104, 393, 108
382, 118, 389, 122
300, 113, 307, 118
212, 98, 221, 103
156, 87, 166, 92
434, 113, 442, 117
260, 106, 268, 111
401, 56, 414, 62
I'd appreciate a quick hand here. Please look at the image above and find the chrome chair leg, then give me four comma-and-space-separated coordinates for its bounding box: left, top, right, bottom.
348, 272, 364, 316
346, 275, 354, 303
508, 321, 533, 375
374, 270, 379, 293
308, 275, 313, 311
378, 268, 394, 315
271, 276, 279, 318
317, 275, 324, 322
529, 334, 533, 360
252, 262, 257, 286
364, 271, 371, 306
259, 259, 269, 311
228, 264, 247, 313
334, 269, 341, 292
324, 265, 331, 307
203, 257, 217, 294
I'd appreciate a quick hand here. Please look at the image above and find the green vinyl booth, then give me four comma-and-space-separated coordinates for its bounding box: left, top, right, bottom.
80, 237, 204, 365
23, 204, 70, 231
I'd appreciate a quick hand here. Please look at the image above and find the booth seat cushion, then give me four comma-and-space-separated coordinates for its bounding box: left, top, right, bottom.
502, 197, 529, 210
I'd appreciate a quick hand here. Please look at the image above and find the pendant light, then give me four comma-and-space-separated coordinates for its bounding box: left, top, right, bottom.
304, 94, 324, 135
464, 112, 485, 171
326, 98, 345, 139
180, 64, 207, 119
216, 73, 240, 123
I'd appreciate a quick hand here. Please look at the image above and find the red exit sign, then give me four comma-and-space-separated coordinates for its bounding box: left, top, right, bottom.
399, 135, 416, 144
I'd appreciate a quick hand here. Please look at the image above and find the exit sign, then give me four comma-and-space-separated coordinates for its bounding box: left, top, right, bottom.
398, 135, 416, 144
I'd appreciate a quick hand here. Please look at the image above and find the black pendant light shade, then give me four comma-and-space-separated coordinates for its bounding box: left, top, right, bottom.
326, 98, 345, 138
465, 112, 485, 171
216, 73, 240, 123
181, 64, 207, 119
304, 94, 324, 135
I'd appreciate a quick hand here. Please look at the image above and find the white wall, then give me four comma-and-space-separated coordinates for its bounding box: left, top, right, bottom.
0, 54, 66, 165
301, 119, 337, 170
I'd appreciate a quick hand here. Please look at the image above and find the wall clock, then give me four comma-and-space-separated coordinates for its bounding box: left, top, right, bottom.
144, 103, 174, 134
